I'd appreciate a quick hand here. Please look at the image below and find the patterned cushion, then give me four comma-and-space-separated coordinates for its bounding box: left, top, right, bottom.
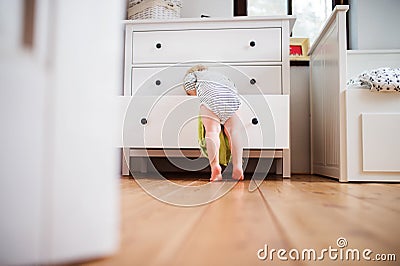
347, 67, 400, 92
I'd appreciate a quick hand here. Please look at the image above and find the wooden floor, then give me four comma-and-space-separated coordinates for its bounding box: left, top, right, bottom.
83, 174, 400, 266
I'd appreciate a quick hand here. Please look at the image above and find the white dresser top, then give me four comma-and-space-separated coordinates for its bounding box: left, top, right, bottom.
123, 16, 296, 33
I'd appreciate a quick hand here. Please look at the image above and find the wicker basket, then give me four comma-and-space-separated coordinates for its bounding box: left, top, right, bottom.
128, 0, 182, 20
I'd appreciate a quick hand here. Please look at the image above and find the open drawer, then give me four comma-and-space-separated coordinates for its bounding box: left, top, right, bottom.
120, 95, 289, 149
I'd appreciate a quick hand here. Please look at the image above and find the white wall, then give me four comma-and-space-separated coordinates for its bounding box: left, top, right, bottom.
181, 0, 233, 18
349, 0, 400, 49
290, 66, 310, 174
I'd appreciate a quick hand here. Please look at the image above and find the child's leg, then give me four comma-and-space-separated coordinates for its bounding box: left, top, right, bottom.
200, 105, 222, 182
224, 113, 244, 180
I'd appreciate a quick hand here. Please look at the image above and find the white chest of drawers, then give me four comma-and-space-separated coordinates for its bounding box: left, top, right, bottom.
122, 16, 295, 177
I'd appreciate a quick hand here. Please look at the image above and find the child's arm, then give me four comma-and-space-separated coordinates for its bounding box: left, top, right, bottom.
183, 72, 197, 95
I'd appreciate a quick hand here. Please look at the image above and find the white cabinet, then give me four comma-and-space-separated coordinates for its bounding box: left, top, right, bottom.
122, 16, 295, 177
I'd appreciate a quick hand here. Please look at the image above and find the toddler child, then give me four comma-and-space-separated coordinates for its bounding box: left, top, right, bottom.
183, 65, 244, 181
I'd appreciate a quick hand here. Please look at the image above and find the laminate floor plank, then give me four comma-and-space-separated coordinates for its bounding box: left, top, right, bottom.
81, 175, 400, 266
166, 180, 303, 266
258, 177, 399, 265
85, 177, 209, 266
292, 179, 400, 252
324, 182, 400, 213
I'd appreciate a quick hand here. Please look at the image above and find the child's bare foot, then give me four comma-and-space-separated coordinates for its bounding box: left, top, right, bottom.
232, 168, 244, 181
210, 165, 222, 182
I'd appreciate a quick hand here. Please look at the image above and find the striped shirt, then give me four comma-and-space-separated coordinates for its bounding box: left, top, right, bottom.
184, 70, 241, 124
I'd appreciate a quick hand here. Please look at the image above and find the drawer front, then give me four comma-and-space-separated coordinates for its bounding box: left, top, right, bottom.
132, 65, 282, 96
238, 95, 289, 149
132, 28, 282, 64
123, 95, 289, 149
123, 96, 199, 148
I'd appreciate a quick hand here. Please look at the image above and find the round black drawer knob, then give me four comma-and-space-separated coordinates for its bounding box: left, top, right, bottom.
140, 118, 148, 125
155, 43, 162, 49
250, 41, 256, 47
250, 78, 256, 85
155, 80, 161, 86
251, 118, 259, 125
